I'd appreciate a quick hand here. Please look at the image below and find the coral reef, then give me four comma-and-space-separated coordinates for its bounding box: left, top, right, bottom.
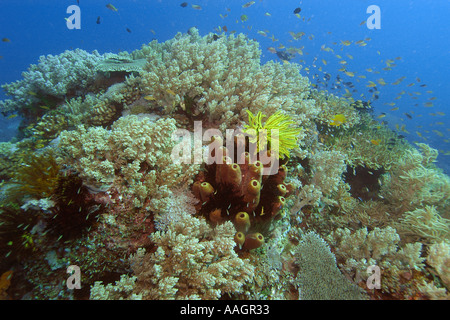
397, 205, 450, 243
0, 28, 449, 301
7, 152, 60, 200
425, 241, 450, 290
326, 226, 427, 298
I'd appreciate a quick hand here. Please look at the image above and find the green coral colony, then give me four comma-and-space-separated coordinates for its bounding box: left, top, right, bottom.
0, 29, 449, 300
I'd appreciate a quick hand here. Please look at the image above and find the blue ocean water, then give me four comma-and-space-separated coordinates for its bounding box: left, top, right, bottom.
0, 0, 449, 172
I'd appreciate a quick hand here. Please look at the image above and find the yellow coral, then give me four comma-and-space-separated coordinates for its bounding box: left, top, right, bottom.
243, 110, 302, 159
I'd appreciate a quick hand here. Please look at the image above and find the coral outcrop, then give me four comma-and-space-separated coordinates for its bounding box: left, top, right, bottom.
57, 115, 199, 209
192, 133, 295, 251
129, 209, 255, 299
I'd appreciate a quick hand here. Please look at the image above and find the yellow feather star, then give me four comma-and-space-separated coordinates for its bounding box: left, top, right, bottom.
243, 110, 302, 159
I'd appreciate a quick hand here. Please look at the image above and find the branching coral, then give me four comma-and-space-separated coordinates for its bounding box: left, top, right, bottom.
310, 89, 361, 130
325, 113, 409, 171
57, 115, 199, 209
130, 210, 255, 299
134, 28, 315, 132
426, 241, 450, 289
90, 274, 142, 300
397, 205, 450, 243
0, 49, 106, 114
309, 150, 347, 197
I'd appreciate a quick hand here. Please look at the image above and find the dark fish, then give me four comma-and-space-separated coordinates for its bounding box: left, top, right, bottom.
276, 50, 295, 62
96, 16, 101, 24
293, 7, 301, 14
180, 2, 188, 7
404, 113, 412, 119
212, 34, 219, 41
126, 28, 132, 33
398, 135, 405, 139
2, 38, 11, 42
420, 84, 427, 87
324, 73, 331, 81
